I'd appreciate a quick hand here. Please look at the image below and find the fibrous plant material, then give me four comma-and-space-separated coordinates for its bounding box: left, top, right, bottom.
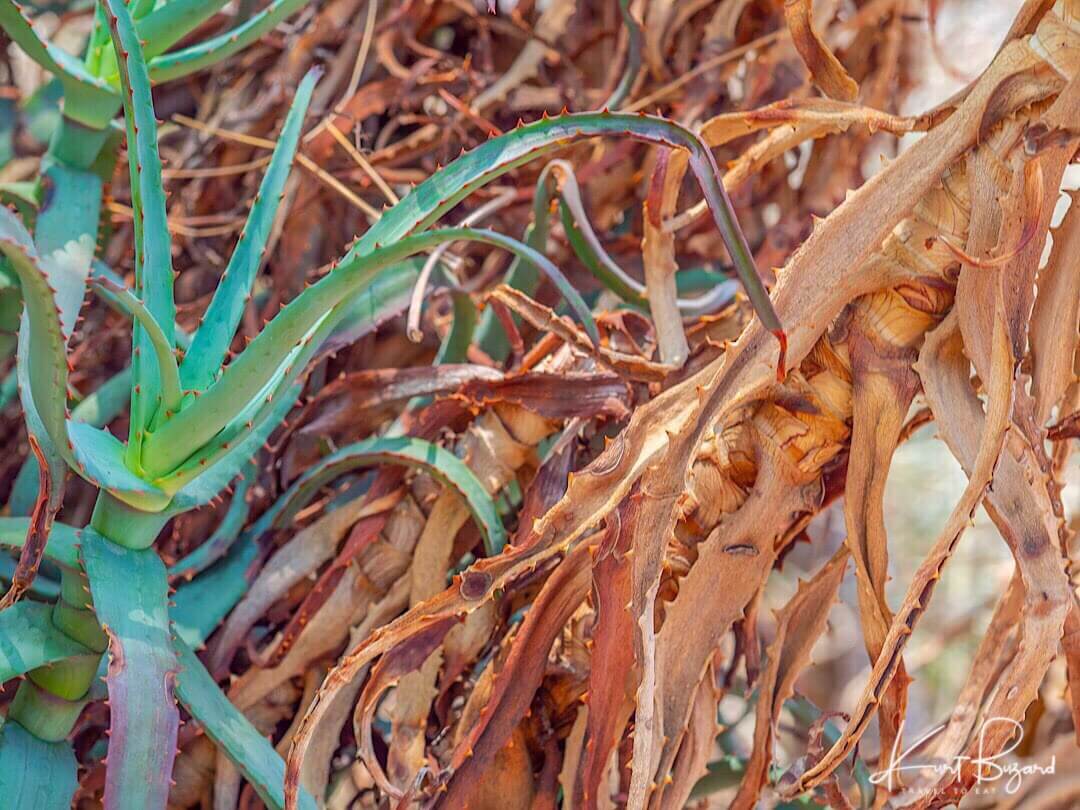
0, 0, 1076, 809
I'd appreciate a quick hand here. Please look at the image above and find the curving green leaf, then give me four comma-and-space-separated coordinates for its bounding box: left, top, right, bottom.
435, 291, 477, 365
0, 518, 80, 569
94, 0, 232, 79
0, 0, 117, 128
0, 720, 78, 810
161, 313, 331, 498
147, 0, 311, 83
166, 260, 422, 507
0, 600, 93, 682
180, 68, 319, 394
68, 421, 170, 511
173, 636, 318, 810
346, 112, 776, 337
10, 366, 131, 515
168, 463, 255, 579
551, 160, 739, 315
0, 206, 76, 461
143, 227, 588, 476
475, 175, 553, 359
102, 0, 177, 464
256, 435, 507, 555
90, 275, 181, 417
91, 260, 191, 349
171, 524, 260, 647
82, 528, 179, 810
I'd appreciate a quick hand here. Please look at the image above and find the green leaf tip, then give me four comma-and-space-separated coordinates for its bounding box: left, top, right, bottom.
179, 66, 320, 394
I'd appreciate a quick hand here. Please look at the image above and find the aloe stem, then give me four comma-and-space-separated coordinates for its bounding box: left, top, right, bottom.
6, 492, 166, 742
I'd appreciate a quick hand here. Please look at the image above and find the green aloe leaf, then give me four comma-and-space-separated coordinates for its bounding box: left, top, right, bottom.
0, 720, 78, 810
173, 636, 318, 810
0, 600, 93, 681
68, 421, 170, 511
475, 176, 553, 359
82, 529, 179, 810
93, 0, 232, 78
143, 228, 586, 476
551, 160, 739, 315
33, 164, 102, 260
89, 275, 181, 417
180, 68, 319, 394
171, 525, 260, 647
0, 518, 81, 569
435, 291, 478, 365
166, 260, 422, 509
320, 257, 422, 350
136, 0, 231, 58
168, 464, 255, 580
0, 0, 117, 128
102, 0, 177, 465
147, 0, 311, 83
91, 260, 192, 349
0, 206, 80, 463
346, 111, 777, 335
10, 366, 131, 515
162, 313, 332, 500
255, 435, 507, 555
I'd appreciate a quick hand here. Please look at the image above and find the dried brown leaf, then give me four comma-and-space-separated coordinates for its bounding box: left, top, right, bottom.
731, 548, 849, 810
783, 0, 858, 101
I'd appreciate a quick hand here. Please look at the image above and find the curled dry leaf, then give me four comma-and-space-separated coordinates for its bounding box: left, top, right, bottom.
9, 0, 1080, 808
731, 547, 849, 810
783, 0, 859, 101
285, 11, 1080, 808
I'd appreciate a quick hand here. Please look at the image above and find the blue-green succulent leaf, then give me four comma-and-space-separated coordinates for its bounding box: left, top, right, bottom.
68, 421, 170, 511
180, 68, 319, 394
90, 275, 181, 417
166, 260, 422, 507
0, 206, 81, 472
342, 111, 778, 331
10, 366, 131, 515
258, 435, 507, 555
144, 228, 588, 477
435, 291, 477, 365
0, 600, 92, 681
0, 720, 78, 810
173, 636, 318, 810
147, 0, 311, 83
102, 0, 177, 462
82, 529, 179, 810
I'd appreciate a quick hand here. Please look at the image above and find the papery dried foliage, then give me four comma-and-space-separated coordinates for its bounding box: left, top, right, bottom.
6, 0, 1078, 808
276, 3, 1079, 808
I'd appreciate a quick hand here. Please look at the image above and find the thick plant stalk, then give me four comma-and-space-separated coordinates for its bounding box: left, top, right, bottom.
4, 493, 166, 763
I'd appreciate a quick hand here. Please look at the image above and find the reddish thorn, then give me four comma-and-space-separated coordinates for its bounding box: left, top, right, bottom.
772, 329, 788, 382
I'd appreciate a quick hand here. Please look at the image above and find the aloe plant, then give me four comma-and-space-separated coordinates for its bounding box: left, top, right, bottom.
0, 0, 315, 368
0, 0, 778, 805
